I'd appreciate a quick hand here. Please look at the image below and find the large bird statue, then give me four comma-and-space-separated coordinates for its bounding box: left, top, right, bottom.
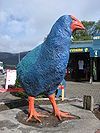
17, 15, 85, 122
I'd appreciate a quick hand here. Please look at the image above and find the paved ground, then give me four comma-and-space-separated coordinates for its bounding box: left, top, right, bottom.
66, 81, 100, 105
0, 102, 100, 133
0, 74, 100, 133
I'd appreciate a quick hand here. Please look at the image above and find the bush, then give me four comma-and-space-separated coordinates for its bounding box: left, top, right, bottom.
10, 79, 28, 99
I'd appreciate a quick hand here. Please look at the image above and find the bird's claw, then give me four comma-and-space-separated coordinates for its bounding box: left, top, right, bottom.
54, 110, 75, 121
26, 111, 48, 123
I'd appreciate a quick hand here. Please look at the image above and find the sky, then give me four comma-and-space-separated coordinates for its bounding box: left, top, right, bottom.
0, 0, 100, 53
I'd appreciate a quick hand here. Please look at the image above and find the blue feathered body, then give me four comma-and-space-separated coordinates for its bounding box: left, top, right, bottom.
17, 15, 72, 97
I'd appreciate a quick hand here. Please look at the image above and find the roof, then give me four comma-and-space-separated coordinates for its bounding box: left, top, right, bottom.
71, 40, 93, 48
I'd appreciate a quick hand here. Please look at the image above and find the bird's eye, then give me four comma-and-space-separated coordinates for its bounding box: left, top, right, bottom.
72, 19, 76, 23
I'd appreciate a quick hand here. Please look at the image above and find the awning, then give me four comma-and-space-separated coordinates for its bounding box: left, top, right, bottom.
70, 41, 100, 57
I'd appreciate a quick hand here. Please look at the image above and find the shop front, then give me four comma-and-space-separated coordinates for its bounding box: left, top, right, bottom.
66, 47, 91, 81
65, 36, 100, 82
92, 51, 100, 81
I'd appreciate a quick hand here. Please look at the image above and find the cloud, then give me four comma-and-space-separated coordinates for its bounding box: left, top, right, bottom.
0, 11, 8, 23
0, 11, 38, 52
0, 0, 100, 53
81, 0, 100, 20
7, 20, 23, 34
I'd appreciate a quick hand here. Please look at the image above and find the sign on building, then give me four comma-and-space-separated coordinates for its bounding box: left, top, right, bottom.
70, 48, 89, 53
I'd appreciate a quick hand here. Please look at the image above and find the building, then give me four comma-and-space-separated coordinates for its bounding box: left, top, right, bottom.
66, 35, 100, 82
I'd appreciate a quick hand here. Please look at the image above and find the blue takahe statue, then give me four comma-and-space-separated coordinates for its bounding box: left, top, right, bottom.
17, 15, 85, 122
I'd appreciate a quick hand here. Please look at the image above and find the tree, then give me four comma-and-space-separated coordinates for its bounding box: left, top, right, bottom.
72, 20, 100, 41
90, 20, 100, 35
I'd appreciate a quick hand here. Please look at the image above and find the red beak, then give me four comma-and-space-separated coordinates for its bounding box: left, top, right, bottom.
70, 15, 85, 32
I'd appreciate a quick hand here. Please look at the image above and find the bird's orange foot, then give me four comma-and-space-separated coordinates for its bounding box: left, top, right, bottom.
54, 110, 75, 120
27, 96, 48, 122
27, 110, 48, 123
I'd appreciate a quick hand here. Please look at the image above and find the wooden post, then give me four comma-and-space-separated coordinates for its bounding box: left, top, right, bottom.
83, 95, 94, 111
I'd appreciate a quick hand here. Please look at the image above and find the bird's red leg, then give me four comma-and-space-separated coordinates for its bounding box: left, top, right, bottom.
27, 96, 48, 122
48, 93, 75, 120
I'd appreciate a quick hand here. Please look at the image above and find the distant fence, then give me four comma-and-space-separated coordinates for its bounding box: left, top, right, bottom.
0, 88, 24, 92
